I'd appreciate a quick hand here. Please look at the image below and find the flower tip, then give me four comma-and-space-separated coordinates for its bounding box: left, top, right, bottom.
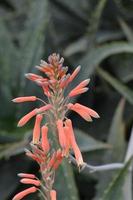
84, 87, 89, 92
17, 123, 22, 127
35, 65, 40, 70
12, 99, 16, 102
85, 78, 90, 85
78, 162, 86, 172
24, 73, 29, 78
90, 110, 100, 119
77, 65, 81, 71
87, 117, 93, 122
95, 113, 100, 118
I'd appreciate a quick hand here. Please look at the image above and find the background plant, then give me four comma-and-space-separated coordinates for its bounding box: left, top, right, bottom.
0, 0, 133, 200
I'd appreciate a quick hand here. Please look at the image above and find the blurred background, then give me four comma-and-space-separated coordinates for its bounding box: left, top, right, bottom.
0, 0, 133, 199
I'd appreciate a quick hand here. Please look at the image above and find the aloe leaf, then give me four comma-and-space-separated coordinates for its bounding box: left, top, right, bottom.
55, 160, 79, 200
0, 141, 27, 159
79, 42, 133, 79
96, 31, 123, 44
96, 67, 133, 105
51, 0, 88, 22
64, 0, 107, 57
87, 0, 107, 39
109, 53, 133, 82
113, 0, 133, 18
18, 0, 48, 92
0, 20, 16, 84
118, 17, 133, 42
104, 99, 126, 163
0, 18, 18, 118
94, 99, 126, 199
100, 157, 133, 200
75, 129, 110, 152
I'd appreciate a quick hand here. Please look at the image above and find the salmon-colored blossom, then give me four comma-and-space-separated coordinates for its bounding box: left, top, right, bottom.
32, 114, 43, 144
71, 79, 90, 91
48, 149, 63, 170
17, 109, 37, 127
12, 186, 37, 200
18, 173, 36, 179
63, 126, 71, 156
68, 65, 81, 83
50, 190, 57, 200
26, 151, 43, 163
60, 74, 70, 88
65, 119, 84, 166
52, 150, 63, 170
68, 87, 88, 97
20, 178, 40, 186
25, 73, 43, 81
12, 96, 37, 103
41, 125, 50, 152
56, 120, 67, 154
67, 103, 99, 121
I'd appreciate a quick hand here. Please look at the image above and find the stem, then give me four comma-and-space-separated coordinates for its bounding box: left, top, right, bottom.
37, 188, 47, 200
37, 98, 48, 105
69, 154, 125, 173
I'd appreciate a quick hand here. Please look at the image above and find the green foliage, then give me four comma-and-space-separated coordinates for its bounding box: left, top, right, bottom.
101, 157, 133, 200
96, 67, 133, 104
94, 99, 126, 199
0, 0, 133, 199
75, 129, 110, 152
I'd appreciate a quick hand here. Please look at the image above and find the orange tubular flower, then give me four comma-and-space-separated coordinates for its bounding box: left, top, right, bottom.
56, 120, 67, 154
60, 74, 70, 89
18, 173, 36, 179
48, 149, 63, 170
25, 73, 43, 81
68, 65, 81, 83
52, 151, 63, 170
26, 152, 43, 163
50, 190, 57, 200
17, 109, 37, 127
71, 79, 90, 91
12, 187, 37, 200
63, 126, 71, 156
41, 125, 50, 152
12, 96, 37, 103
65, 119, 84, 167
68, 87, 88, 97
20, 178, 40, 186
67, 103, 99, 121
32, 114, 43, 144
68, 78, 90, 97
48, 152, 57, 169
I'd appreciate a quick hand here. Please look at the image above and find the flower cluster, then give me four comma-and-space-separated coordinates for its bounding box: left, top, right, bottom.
12, 53, 99, 200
